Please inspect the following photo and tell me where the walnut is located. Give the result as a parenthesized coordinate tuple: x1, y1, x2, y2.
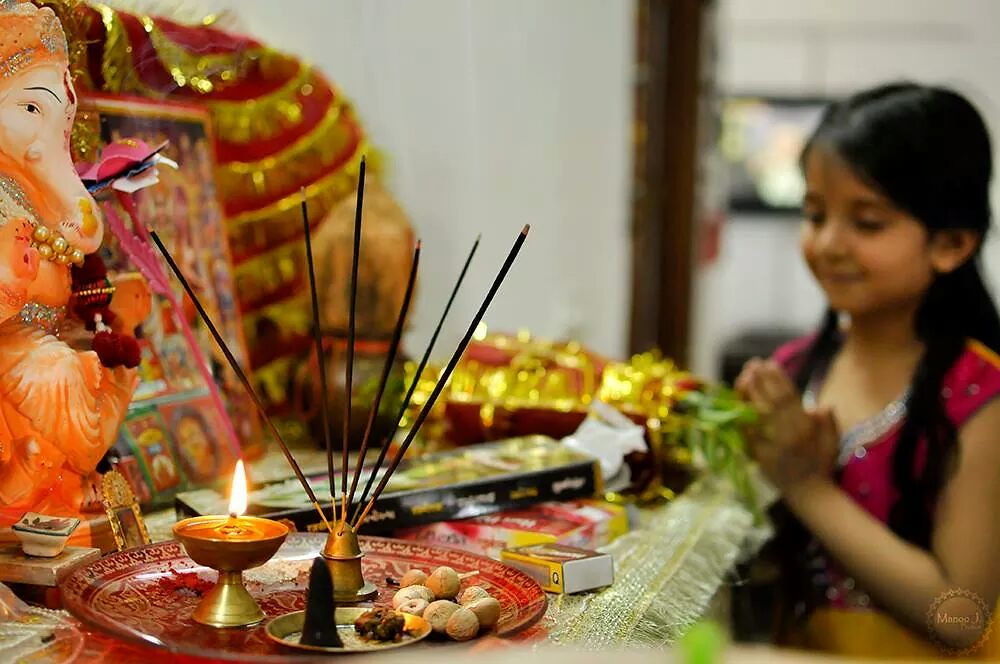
(400, 569, 428, 588)
(458, 586, 491, 605)
(426, 566, 461, 600)
(445, 606, 480, 641)
(466, 597, 501, 629)
(423, 600, 461, 633)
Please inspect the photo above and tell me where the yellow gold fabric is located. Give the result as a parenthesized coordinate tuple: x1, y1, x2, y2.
(545, 479, 764, 648)
(791, 607, 999, 660)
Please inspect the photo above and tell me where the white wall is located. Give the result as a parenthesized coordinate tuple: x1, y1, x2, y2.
(692, 0, 1000, 379)
(205, 0, 635, 361)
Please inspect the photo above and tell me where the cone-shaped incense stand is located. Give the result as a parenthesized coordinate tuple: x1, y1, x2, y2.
(301, 557, 343, 647)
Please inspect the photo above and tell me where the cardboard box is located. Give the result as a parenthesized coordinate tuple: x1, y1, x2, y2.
(396, 499, 629, 559)
(536, 499, 630, 545)
(501, 543, 614, 594)
(397, 509, 589, 559)
(175, 436, 602, 533)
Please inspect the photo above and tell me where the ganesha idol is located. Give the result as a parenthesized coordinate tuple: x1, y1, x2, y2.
(0, 2, 150, 536)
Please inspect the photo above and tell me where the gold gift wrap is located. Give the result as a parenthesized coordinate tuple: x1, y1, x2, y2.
(402, 329, 702, 447)
(396, 328, 759, 512)
(400, 329, 705, 501)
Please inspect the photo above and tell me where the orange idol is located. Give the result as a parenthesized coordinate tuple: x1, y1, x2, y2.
(0, 2, 148, 523)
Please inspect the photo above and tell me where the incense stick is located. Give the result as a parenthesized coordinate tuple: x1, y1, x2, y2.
(150, 231, 333, 534)
(351, 234, 480, 525)
(340, 240, 420, 534)
(300, 189, 336, 514)
(341, 157, 366, 525)
(354, 225, 529, 530)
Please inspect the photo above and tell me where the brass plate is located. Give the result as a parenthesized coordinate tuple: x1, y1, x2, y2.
(266, 608, 431, 653)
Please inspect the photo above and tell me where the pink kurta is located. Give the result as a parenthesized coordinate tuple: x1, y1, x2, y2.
(774, 337, 1000, 608)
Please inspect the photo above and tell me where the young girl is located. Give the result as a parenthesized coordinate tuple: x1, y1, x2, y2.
(736, 83, 1000, 658)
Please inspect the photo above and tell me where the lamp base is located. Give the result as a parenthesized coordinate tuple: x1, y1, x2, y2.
(193, 570, 265, 628)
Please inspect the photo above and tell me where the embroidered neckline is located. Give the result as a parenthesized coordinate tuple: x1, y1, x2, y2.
(803, 375, 910, 466)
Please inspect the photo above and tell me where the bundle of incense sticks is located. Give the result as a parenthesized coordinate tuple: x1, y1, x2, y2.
(152, 155, 528, 535)
(150, 230, 332, 534)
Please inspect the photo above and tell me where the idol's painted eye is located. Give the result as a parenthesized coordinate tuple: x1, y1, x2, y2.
(20, 102, 41, 115)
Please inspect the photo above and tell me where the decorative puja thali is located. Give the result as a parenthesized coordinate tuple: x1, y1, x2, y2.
(61, 533, 547, 662)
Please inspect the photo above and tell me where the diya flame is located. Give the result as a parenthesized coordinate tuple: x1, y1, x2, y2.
(0, 1, 149, 523)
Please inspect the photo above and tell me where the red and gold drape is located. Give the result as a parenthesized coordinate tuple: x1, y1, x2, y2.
(54, 1, 376, 411)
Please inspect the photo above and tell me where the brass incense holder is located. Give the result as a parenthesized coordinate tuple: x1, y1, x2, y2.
(173, 515, 289, 628)
(321, 521, 377, 602)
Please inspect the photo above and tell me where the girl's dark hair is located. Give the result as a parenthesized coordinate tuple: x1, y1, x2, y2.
(795, 83, 1000, 547)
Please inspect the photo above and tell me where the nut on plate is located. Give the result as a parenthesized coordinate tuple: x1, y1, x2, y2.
(466, 596, 501, 628)
(445, 606, 480, 641)
(427, 566, 461, 600)
(401, 569, 428, 588)
(424, 600, 461, 633)
(459, 586, 491, 605)
(393, 585, 434, 608)
(397, 598, 429, 617)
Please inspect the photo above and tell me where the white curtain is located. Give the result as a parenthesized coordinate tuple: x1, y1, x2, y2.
(212, 0, 636, 359)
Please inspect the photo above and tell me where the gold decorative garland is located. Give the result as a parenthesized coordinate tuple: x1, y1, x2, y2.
(226, 150, 373, 263)
(216, 102, 356, 204)
(145, 17, 260, 94)
(92, 4, 313, 146)
(94, 2, 135, 95)
(208, 64, 318, 145)
(228, 143, 369, 226)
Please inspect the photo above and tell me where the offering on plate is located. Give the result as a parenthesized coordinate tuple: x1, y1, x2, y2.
(395, 566, 504, 642)
(400, 568, 428, 587)
(459, 586, 491, 605)
(394, 585, 435, 608)
(63, 531, 544, 659)
(465, 596, 501, 628)
(397, 598, 430, 616)
(354, 607, 407, 642)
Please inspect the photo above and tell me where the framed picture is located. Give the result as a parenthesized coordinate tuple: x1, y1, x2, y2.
(160, 396, 238, 486)
(101, 471, 151, 553)
(720, 95, 830, 215)
(123, 408, 184, 498)
(76, 95, 261, 480)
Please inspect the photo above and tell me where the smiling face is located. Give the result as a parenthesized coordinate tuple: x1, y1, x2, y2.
(800, 146, 939, 317)
(0, 63, 104, 254)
